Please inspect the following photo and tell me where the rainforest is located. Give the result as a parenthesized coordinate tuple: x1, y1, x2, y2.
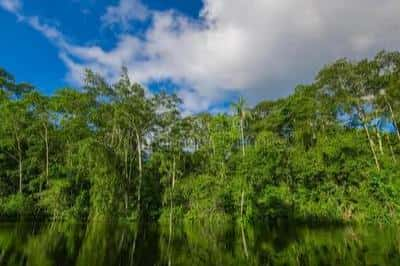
(2, 51, 400, 265)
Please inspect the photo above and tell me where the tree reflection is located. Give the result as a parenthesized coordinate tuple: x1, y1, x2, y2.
(0, 222, 399, 266)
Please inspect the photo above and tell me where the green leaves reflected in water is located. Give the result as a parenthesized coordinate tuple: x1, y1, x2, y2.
(0, 222, 399, 266)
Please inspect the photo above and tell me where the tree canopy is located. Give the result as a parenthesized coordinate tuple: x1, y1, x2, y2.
(1, 51, 400, 225)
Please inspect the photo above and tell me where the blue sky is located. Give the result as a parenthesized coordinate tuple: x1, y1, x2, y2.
(1, 0, 400, 113)
(0, 0, 202, 93)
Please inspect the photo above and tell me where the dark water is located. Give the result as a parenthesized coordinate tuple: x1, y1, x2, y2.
(0, 221, 399, 266)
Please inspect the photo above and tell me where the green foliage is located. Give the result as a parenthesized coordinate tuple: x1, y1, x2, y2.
(0, 194, 35, 218)
(2, 51, 400, 226)
(163, 174, 232, 225)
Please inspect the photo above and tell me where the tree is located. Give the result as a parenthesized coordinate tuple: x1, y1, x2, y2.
(317, 59, 381, 170)
(25, 91, 52, 190)
(231, 96, 252, 218)
(231, 96, 251, 157)
(112, 69, 156, 215)
(0, 98, 30, 193)
(231, 96, 252, 258)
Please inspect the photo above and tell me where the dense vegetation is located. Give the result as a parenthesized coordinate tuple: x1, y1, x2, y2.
(1, 51, 400, 226)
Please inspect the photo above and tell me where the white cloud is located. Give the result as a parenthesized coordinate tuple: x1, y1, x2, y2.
(178, 89, 213, 116)
(25, 16, 67, 46)
(63, 0, 400, 113)
(2, 0, 400, 114)
(101, 0, 149, 29)
(0, 0, 21, 13)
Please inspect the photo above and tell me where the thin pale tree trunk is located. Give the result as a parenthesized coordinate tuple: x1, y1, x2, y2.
(373, 111, 384, 156)
(376, 128, 384, 155)
(44, 124, 49, 185)
(239, 117, 247, 222)
(169, 157, 176, 235)
(239, 116, 249, 259)
(18, 157, 22, 193)
(168, 156, 176, 266)
(386, 135, 397, 163)
(240, 118, 245, 157)
(135, 132, 143, 213)
(169, 162, 175, 235)
(239, 116, 247, 220)
(111, 116, 117, 146)
(130, 229, 138, 266)
(362, 119, 380, 171)
(17, 138, 22, 194)
(124, 147, 129, 212)
(240, 222, 249, 258)
(384, 96, 400, 143)
(208, 122, 216, 157)
(211, 135, 216, 157)
(240, 190, 245, 219)
(358, 107, 380, 171)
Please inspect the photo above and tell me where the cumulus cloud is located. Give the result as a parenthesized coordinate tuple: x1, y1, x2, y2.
(101, 0, 149, 29)
(62, 0, 400, 112)
(2, 0, 400, 113)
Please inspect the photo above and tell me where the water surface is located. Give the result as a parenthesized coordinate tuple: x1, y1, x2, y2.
(0, 221, 399, 265)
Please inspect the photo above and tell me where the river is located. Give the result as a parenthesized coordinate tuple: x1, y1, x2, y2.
(0, 221, 398, 265)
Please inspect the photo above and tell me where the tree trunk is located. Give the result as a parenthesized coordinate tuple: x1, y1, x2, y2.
(111, 116, 116, 146)
(240, 118, 245, 157)
(124, 193, 129, 212)
(17, 139, 22, 194)
(386, 135, 397, 163)
(168, 156, 176, 265)
(240, 190, 245, 219)
(385, 96, 400, 143)
(124, 147, 129, 212)
(136, 132, 143, 213)
(375, 128, 384, 156)
(172, 156, 176, 188)
(238, 113, 248, 258)
(240, 222, 249, 258)
(357, 106, 380, 171)
(169, 158, 176, 228)
(44, 124, 49, 185)
(373, 111, 384, 156)
(361, 118, 380, 171)
(239, 116, 247, 257)
(211, 135, 216, 157)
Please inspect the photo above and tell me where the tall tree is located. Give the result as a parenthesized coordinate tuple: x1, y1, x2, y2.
(112, 68, 155, 215)
(0, 99, 30, 193)
(26, 91, 52, 190)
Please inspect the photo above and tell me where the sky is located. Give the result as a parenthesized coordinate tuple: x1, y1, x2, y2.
(1, 0, 400, 114)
